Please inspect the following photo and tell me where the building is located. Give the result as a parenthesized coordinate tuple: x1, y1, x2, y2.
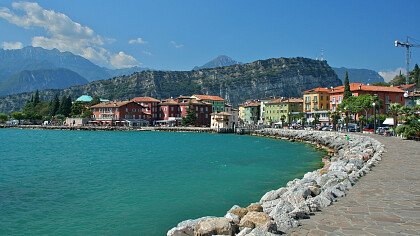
(240, 102, 260, 125)
(329, 83, 405, 114)
(90, 101, 149, 126)
(264, 98, 303, 125)
(76, 95, 109, 103)
(225, 104, 239, 126)
(303, 88, 332, 125)
(259, 97, 277, 124)
(179, 99, 212, 126)
(65, 117, 89, 126)
(131, 97, 161, 123)
(211, 112, 235, 131)
(191, 94, 225, 113)
(157, 98, 181, 126)
(156, 98, 212, 126)
(398, 84, 420, 107)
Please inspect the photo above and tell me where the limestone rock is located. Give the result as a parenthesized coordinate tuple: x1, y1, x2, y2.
(194, 217, 234, 236)
(247, 203, 263, 212)
(228, 207, 248, 219)
(239, 211, 271, 228)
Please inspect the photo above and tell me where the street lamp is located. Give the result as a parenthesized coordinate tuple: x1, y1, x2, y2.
(372, 102, 376, 134)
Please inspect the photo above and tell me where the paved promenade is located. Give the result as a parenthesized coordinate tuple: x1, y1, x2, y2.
(290, 134, 420, 235)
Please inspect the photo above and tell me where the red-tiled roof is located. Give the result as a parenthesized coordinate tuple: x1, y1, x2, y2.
(192, 94, 225, 101)
(90, 101, 135, 108)
(329, 83, 404, 93)
(131, 97, 160, 102)
(398, 84, 416, 90)
(244, 102, 260, 107)
(158, 98, 179, 106)
(304, 87, 331, 93)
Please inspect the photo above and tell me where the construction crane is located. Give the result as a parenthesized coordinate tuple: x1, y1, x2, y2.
(395, 36, 420, 84)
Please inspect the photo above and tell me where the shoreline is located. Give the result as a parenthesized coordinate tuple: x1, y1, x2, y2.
(3, 125, 214, 133)
(167, 129, 384, 236)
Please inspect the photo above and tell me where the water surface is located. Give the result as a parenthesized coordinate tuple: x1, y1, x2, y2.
(0, 129, 324, 235)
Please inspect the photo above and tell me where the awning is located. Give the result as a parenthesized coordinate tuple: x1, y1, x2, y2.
(382, 118, 394, 125)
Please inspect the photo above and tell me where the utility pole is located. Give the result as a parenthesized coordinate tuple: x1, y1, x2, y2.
(395, 37, 420, 84)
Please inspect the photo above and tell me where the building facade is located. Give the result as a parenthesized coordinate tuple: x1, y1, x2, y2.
(90, 101, 148, 126)
(303, 88, 331, 125)
(192, 94, 225, 113)
(242, 102, 260, 125)
(264, 98, 303, 125)
(179, 100, 212, 126)
(131, 97, 161, 122)
(211, 112, 234, 131)
(329, 83, 405, 114)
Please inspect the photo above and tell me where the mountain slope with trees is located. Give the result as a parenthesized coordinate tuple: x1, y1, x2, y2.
(0, 57, 342, 113)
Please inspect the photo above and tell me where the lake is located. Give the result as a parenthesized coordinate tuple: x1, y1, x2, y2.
(0, 129, 324, 235)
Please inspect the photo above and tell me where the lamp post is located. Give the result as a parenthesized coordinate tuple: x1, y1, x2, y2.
(372, 102, 376, 134)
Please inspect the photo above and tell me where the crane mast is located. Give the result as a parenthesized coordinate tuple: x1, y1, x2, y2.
(395, 37, 420, 84)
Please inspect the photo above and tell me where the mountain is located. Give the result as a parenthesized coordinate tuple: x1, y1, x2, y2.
(193, 55, 241, 70)
(105, 66, 149, 78)
(0, 57, 342, 113)
(0, 46, 110, 82)
(0, 69, 88, 96)
(332, 67, 384, 84)
(0, 47, 151, 96)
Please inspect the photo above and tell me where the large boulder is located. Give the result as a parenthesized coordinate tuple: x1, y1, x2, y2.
(260, 188, 287, 203)
(194, 217, 235, 236)
(167, 217, 213, 236)
(239, 211, 271, 228)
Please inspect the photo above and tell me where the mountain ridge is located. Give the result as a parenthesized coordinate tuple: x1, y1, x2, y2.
(0, 57, 342, 113)
(193, 55, 242, 70)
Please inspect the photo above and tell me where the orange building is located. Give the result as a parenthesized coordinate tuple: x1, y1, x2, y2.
(329, 83, 405, 114)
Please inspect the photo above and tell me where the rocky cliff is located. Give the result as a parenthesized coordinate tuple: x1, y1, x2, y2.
(0, 57, 341, 113)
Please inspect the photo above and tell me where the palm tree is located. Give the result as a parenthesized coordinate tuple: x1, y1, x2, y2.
(388, 103, 402, 129)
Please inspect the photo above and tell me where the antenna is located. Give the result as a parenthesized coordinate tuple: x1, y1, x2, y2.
(395, 36, 420, 84)
(320, 48, 325, 61)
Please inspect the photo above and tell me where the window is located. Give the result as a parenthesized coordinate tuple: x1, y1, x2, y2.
(305, 96, 310, 102)
(205, 114, 208, 118)
(332, 97, 336, 103)
(338, 96, 342, 103)
(171, 107, 174, 111)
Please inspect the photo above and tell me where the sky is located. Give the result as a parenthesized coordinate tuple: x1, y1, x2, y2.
(0, 0, 419, 81)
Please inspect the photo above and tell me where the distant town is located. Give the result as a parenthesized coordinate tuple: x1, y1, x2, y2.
(2, 79, 419, 138)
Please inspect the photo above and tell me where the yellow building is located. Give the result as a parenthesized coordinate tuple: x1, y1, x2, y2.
(303, 87, 331, 125)
(303, 87, 331, 112)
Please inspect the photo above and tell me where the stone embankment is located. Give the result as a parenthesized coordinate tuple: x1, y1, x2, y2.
(10, 125, 213, 133)
(167, 129, 384, 236)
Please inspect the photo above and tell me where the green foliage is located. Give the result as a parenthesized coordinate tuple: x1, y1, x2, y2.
(58, 96, 72, 117)
(33, 90, 40, 106)
(371, 82, 390, 86)
(0, 113, 8, 123)
(11, 111, 25, 121)
(343, 71, 352, 99)
(49, 95, 60, 116)
(182, 106, 197, 126)
(90, 96, 101, 106)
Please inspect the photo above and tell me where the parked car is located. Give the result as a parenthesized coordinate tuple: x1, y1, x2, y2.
(376, 126, 390, 135)
(347, 123, 360, 132)
(363, 124, 375, 133)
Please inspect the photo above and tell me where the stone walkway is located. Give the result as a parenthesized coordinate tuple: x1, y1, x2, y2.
(289, 134, 420, 235)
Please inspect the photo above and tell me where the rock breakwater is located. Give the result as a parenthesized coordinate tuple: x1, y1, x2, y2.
(167, 129, 384, 236)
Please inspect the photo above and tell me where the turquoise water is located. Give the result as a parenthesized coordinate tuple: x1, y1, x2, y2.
(0, 129, 324, 235)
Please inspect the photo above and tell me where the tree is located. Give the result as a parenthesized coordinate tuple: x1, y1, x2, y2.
(71, 102, 85, 117)
(280, 115, 286, 127)
(11, 112, 25, 123)
(388, 103, 402, 129)
(33, 90, 40, 106)
(58, 96, 72, 117)
(343, 71, 352, 99)
(50, 95, 60, 116)
(313, 113, 320, 126)
(412, 64, 420, 86)
(0, 113, 8, 123)
(182, 106, 197, 126)
(90, 96, 101, 106)
(390, 70, 406, 85)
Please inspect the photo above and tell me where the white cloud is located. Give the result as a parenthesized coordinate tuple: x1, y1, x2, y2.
(110, 51, 140, 69)
(170, 40, 184, 48)
(2, 41, 23, 49)
(129, 37, 147, 44)
(0, 2, 139, 68)
(378, 68, 406, 82)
